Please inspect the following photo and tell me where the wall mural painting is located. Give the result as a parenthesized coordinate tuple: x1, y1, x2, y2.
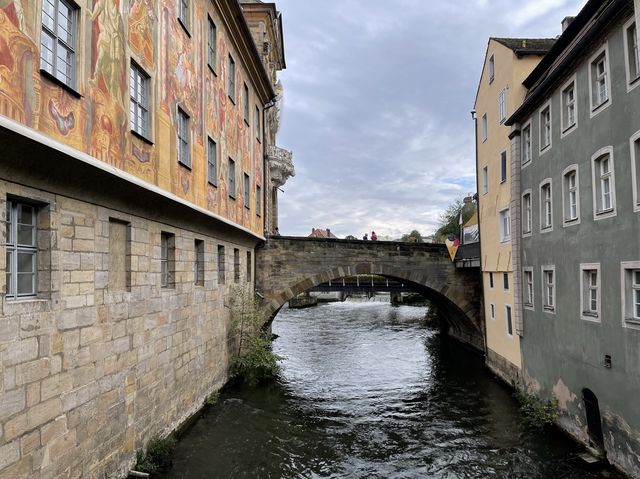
(129, 0, 155, 69)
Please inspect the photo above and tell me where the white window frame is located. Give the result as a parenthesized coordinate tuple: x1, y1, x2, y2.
(503, 272, 509, 291)
(130, 61, 151, 140)
(498, 88, 507, 124)
(541, 265, 556, 314)
(482, 166, 488, 195)
(488, 54, 495, 84)
(522, 189, 532, 237)
(488, 272, 494, 289)
(522, 120, 532, 168)
(539, 178, 553, 233)
(177, 107, 191, 168)
(489, 303, 495, 320)
(500, 150, 507, 183)
(40, 0, 78, 89)
(580, 263, 601, 322)
(5, 200, 38, 299)
(560, 75, 578, 137)
(621, 261, 640, 330)
(630, 129, 640, 213)
(194, 239, 205, 287)
(623, 18, 640, 92)
(505, 304, 513, 337)
(591, 146, 616, 220)
(562, 165, 580, 226)
(523, 267, 534, 311)
(589, 44, 612, 117)
(481, 113, 488, 143)
(539, 101, 552, 154)
(499, 207, 510, 243)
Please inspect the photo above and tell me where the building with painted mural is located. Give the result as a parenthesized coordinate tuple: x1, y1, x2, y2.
(506, 0, 640, 475)
(474, 37, 554, 386)
(0, 0, 292, 477)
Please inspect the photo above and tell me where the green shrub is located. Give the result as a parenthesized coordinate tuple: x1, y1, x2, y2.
(135, 436, 176, 474)
(514, 390, 558, 428)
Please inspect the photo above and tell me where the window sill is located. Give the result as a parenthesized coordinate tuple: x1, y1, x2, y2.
(3, 297, 51, 313)
(543, 306, 555, 313)
(228, 95, 236, 105)
(625, 318, 640, 325)
(131, 129, 153, 145)
(563, 217, 579, 226)
(590, 99, 610, 118)
(178, 18, 191, 37)
(178, 159, 192, 171)
(208, 180, 218, 188)
(229, 194, 236, 200)
(540, 145, 551, 154)
(500, 179, 506, 184)
(244, 205, 250, 210)
(208, 63, 217, 77)
(540, 226, 553, 233)
(244, 119, 250, 127)
(594, 208, 616, 221)
(523, 302, 534, 309)
(40, 69, 82, 98)
(582, 311, 599, 318)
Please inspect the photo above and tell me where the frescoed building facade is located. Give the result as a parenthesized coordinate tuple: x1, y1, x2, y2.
(0, 0, 290, 477)
(507, 0, 640, 475)
(474, 37, 554, 385)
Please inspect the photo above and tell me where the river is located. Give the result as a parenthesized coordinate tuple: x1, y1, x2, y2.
(164, 301, 619, 478)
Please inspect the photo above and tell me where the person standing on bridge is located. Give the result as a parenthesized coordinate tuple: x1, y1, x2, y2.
(371, 231, 378, 241)
(362, 233, 368, 240)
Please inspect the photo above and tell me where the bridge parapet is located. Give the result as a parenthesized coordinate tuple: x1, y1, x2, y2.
(256, 237, 484, 351)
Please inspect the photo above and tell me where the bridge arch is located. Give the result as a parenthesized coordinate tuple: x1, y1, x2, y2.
(255, 237, 484, 351)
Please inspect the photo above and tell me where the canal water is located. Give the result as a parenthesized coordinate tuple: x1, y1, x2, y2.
(164, 301, 617, 479)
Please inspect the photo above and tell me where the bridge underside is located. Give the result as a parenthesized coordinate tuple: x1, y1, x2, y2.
(256, 237, 484, 352)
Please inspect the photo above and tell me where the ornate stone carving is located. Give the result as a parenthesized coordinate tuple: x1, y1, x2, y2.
(267, 145, 295, 188)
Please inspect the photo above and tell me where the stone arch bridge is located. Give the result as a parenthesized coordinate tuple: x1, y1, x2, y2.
(255, 237, 484, 351)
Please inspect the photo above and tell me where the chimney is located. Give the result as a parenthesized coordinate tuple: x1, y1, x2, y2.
(326, 228, 331, 236)
(562, 16, 575, 32)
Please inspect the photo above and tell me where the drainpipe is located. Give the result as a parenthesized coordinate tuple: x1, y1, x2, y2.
(471, 109, 488, 356)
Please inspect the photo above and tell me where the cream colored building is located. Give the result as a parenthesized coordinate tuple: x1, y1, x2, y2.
(474, 38, 554, 384)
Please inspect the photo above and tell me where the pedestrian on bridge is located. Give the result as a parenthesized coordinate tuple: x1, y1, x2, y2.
(371, 231, 378, 241)
(362, 233, 368, 240)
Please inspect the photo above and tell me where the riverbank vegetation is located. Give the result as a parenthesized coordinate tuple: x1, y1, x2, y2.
(134, 436, 176, 475)
(228, 285, 282, 386)
(514, 390, 558, 428)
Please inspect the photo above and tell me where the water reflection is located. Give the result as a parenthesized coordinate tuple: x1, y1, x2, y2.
(165, 302, 615, 479)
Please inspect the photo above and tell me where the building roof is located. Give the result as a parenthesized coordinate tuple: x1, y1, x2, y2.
(308, 228, 338, 239)
(491, 38, 557, 56)
(507, 0, 629, 125)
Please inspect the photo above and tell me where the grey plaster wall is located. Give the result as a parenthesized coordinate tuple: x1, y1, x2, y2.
(255, 237, 484, 350)
(514, 7, 640, 476)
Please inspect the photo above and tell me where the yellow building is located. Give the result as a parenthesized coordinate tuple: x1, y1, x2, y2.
(474, 38, 554, 384)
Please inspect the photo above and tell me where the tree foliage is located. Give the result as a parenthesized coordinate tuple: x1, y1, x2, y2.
(400, 230, 424, 243)
(228, 285, 282, 386)
(434, 198, 477, 243)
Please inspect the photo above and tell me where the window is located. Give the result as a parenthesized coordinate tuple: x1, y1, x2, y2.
(5, 200, 37, 299)
(207, 16, 217, 70)
(540, 180, 552, 231)
(178, 0, 189, 30)
(243, 84, 250, 123)
(590, 48, 610, 112)
(498, 88, 507, 124)
(161, 232, 175, 289)
(194, 239, 204, 286)
(243, 173, 250, 209)
(246, 251, 252, 283)
(580, 264, 600, 321)
(255, 106, 261, 141)
(500, 151, 507, 183)
(130, 62, 150, 139)
(228, 158, 236, 198)
(591, 148, 616, 219)
(488, 54, 494, 83)
(233, 248, 240, 283)
(622, 262, 640, 327)
(505, 305, 513, 336)
(482, 166, 488, 194)
(228, 55, 236, 102)
(177, 107, 190, 168)
(217, 245, 225, 285)
(625, 20, 640, 87)
(256, 185, 262, 216)
(539, 104, 551, 152)
(207, 138, 217, 186)
(40, 0, 78, 88)
(542, 266, 555, 312)
(522, 191, 532, 235)
(109, 219, 130, 292)
(523, 268, 534, 309)
(522, 122, 532, 166)
(488, 272, 494, 289)
(562, 167, 579, 224)
(489, 303, 495, 320)
(631, 131, 640, 211)
(499, 207, 510, 242)
(481, 113, 488, 142)
(503, 273, 509, 291)
(561, 79, 577, 134)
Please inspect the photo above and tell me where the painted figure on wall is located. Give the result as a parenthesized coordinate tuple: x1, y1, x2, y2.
(129, 0, 156, 68)
(91, 0, 126, 103)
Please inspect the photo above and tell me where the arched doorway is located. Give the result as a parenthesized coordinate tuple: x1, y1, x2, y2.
(582, 388, 605, 453)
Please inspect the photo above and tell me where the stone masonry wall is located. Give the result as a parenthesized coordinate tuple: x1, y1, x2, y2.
(0, 179, 254, 478)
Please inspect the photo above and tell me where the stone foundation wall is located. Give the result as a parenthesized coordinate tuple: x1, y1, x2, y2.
(0, 179, 255, 478)
(485, 348, 522, 388)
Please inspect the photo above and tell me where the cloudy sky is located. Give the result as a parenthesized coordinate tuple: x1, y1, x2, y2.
(274, 0, 588, 239)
